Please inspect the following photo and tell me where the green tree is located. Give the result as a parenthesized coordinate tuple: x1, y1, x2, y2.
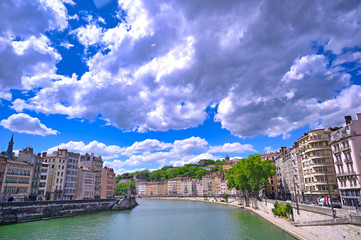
(226, 154, 275, 207)
(115, 182, 135, 196)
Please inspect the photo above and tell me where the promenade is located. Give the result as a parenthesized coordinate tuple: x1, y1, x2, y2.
(142, 196, 361, 240)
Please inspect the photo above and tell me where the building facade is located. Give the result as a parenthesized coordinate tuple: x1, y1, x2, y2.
(18, 147, 42, 201)
(298, 129, 338, 203)
(101, 167, 116, 199)
(38, 162, 50, 200)
(329, 114, 361, 207)
(0, 155, 7, 198)
(63, 150, 80, 200)
(75, 167, 96, 199)
(43, 150, 67, 200)
(1, 160, 33, 201)
(79, 153, 103, 199)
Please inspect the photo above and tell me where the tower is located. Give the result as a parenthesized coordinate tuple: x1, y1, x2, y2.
(6, 133, 14, 160)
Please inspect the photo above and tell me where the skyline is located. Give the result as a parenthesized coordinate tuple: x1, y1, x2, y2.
(1, 0, 361, 174)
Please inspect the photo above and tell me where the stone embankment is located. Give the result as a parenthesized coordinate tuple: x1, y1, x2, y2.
(0, 197, 138, 225)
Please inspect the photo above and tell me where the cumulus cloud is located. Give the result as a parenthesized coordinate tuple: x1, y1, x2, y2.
(6, 0, 361, 138)
(0, 0, 71, 100)
(208, 142, 256, 153)
(47, 140, 122, 159)
(0, 113, 59, 136)
(50, 136, 255, 171)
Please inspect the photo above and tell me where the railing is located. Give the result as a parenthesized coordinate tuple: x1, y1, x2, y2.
(336, 171, 356, 177)
(344, 158, 353, 164)
(335, 160, 343, 165)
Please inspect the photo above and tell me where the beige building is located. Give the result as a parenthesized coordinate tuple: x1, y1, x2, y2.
(101, 167, 116, 199)
(75, 167, 96, 199)
(79, 153, 103, 199)
(43, 150, 67, 200)
(18, 147, 42, 201)
(1, 160, 33, 201)
(38, 162, 50, 200)
(298, 129, 338, 203)
(135, 181, 146, 195)
(261, 152, 278, 199)
(329, 114, 361, 207)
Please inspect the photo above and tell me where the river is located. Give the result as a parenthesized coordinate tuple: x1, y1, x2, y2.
(0, 199, 296, 240)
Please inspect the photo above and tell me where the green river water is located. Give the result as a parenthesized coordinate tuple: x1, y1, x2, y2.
(0, 199, 296, 240)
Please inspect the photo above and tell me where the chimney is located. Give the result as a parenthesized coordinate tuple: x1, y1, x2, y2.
(345, 115, 352, 125)
(37, 153, 41, 157)
(42, 152, 47, 157)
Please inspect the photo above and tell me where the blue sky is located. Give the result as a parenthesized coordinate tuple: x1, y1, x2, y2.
(1, 0, 361, 174)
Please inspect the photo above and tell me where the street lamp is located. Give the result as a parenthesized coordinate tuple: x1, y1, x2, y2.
(325, 170, 336, 219)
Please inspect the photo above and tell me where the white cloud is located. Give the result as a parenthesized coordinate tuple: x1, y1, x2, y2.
(47, 140, 123, 158)
(208, 142, 256, 153)
(0, 113, 59, 136)
(0, 0, 70, 99)
(121, 139, 172, 156)
(6, 0, 361, 138)
(264, 146, 276, 154)
(48, 136, 255, 172)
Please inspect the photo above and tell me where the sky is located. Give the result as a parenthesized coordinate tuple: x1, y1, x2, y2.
(1, 0, 361, 175)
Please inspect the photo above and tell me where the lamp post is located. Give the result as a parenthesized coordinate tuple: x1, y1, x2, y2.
(325, 170, 336, 219)
(293, 177, 300, 215)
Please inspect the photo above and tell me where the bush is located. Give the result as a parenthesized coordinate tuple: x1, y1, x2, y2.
(222, 193, 228, 200)
(272, 202, 293, 218)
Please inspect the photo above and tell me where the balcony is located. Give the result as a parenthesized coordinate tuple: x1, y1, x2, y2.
(336, 171, 356, 177)
(340, 145, 351, 151)
(344, 158, 353, 164)
(330, 129, 356, 142)
(334, 159, 343, 165)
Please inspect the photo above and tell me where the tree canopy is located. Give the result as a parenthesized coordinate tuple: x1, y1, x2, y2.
(226, 154, 276, 195)
(115, 182, 135, 196)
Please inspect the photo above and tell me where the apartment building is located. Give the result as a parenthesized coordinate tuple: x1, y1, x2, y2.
(18, 147, 42, 201)
(1, 160, 33, 201)
(180, 179, 194, 196)
(298, 129, 338, 203)
(38, 162, 50, 200)
(75, 167, 96, 199)
(329, 114, 361, 207)
(43, 150, 67, 200)
(135, 181, 146, 195)
(101, 167, 116, 199)
(0, 155, 6, 196)
(63, 150, 80, 200)
(79, 153, 103, 199)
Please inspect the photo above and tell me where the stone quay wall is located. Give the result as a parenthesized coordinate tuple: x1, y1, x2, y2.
(0, 198, 137, 225)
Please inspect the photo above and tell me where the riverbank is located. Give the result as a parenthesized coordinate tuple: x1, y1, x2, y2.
(0, 197, 138, 225)
(141, 196, 321, 240)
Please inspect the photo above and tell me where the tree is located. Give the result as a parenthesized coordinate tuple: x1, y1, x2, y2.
(115, 182, 135, 196)
(226, 154, 275, 207)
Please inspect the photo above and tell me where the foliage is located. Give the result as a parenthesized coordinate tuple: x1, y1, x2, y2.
(117, 164, 212, 182)
(272, 202, 293, 218)
(226, 154, 276, 194)
(115, 182, 135, 196)
(222, 193, 228, 200)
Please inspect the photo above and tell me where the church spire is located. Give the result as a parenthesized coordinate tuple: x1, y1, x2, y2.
(6, 133, 14, 160)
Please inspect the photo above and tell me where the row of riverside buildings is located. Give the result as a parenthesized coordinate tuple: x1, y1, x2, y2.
(0, 137, 116, 201)
(261, 113, 361, 207)
(134, 158, 240, 197)
(134, 113, 361, 208)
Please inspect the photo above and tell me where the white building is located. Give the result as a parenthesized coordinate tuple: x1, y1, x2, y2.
(329, 114, 361, 207)
(38, 162, 50, 200)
